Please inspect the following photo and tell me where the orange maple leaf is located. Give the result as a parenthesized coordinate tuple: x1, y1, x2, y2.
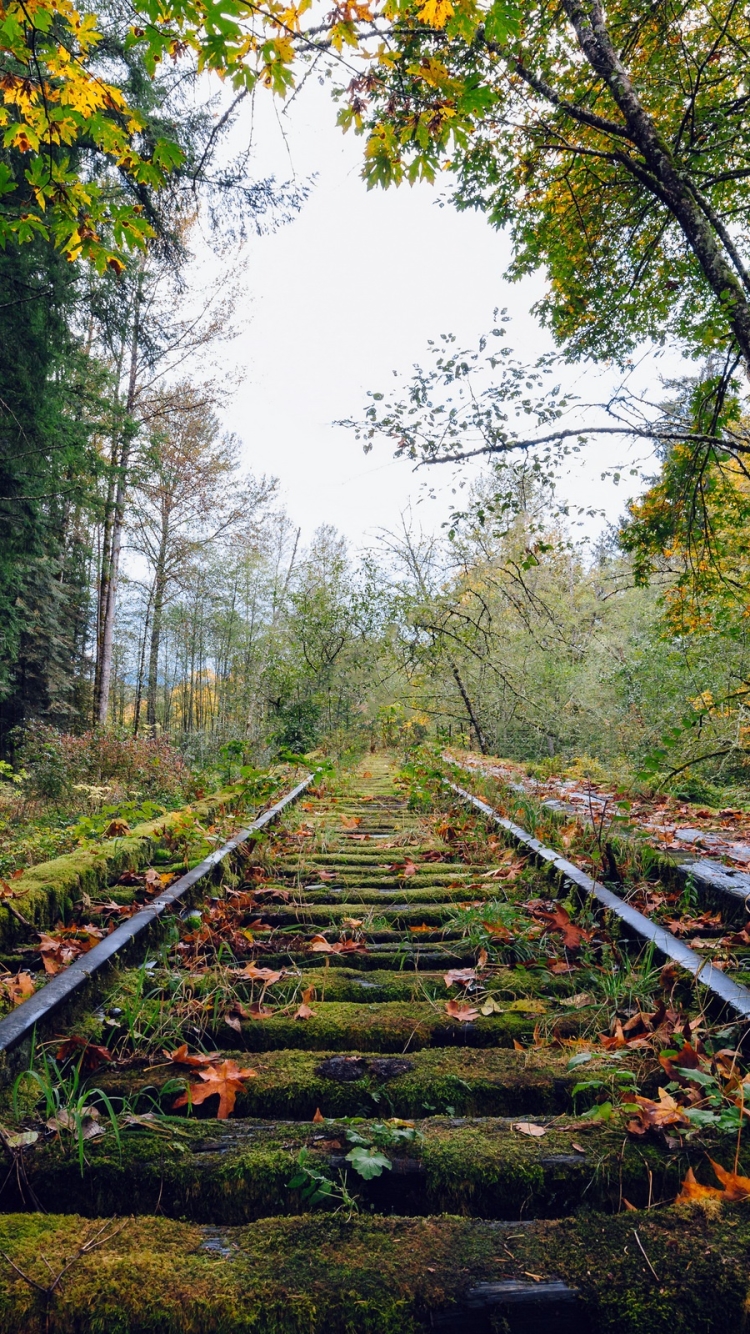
(172, 1060, 257, 1119)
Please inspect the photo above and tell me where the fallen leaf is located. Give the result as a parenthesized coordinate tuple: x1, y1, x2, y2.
(234, 964, 284, 984)
(166, 1044, 217, 1068)
(245, 1001, 274, 1019)
(507, 999, 546, 1013)
(317, 871, 338, 881)
(409, 924, 433, 934)
(0, 972, 35, 1006)
(342, 917, 364, 928)
(312, 1107, 325, 1123)
(513, 1122, 547, 1137)
(172, 1060, 257, 1119)
(55, 1036, 112, 1070)
(627, 1087, 690, 1135)
(564, 993, 593, 1009)
(528, 902, 590, 950)
(571, 1142, 586, 1154)
(477, 948, 488, 969)
(302, 986, 316, 1003)
(224, 1015, 242, 1033)
(0, 1128, 38, 1150)
(340, 816, 362, 829)
(295, 1003, 316, 1020)
(445, 999, 479, 1022)
(444, 968, 477, 988)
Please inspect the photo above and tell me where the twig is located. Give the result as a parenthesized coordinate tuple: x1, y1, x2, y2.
(0, 1219, 129, 1300)
(633, 1228, 659, 1282)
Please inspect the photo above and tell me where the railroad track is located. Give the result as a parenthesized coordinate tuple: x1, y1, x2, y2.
(0, 754, 749, 1332)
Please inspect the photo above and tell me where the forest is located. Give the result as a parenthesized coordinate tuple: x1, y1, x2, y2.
(2, 0, 750, 828)
(2, 2, 750, 1326)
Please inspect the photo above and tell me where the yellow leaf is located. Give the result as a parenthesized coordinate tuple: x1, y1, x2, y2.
(417, 0, 454, 27)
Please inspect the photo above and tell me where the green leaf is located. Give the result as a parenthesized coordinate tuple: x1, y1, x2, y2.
(345, 1146, 392, 1179)
(483, 0, 520, 44)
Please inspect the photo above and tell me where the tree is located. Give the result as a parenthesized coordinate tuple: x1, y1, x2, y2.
(127, 385, 275, 731)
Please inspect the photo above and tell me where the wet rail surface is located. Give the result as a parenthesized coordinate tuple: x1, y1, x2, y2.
(0, 755, 748, 1333)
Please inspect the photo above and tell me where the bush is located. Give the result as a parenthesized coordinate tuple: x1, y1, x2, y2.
(14, 723, 190, 802)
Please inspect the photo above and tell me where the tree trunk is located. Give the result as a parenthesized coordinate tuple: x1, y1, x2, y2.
(450, 660, 488, 754)
(563, 0, 750, 370)
(95, 256, 146, 727)
(146, 535, 169, 731)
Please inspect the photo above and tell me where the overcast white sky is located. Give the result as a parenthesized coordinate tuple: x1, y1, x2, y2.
(194, 80, 674, 550)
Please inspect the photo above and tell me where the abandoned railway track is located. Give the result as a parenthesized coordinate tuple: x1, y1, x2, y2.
(0, 755, 749, 1332)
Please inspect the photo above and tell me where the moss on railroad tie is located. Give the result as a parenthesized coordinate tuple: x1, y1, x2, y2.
(201, 1000, 592, 1052)
(0, 1208, 746, 1333)
(7, 1115, 745, 1225)
(95, 1047, 654, 1120)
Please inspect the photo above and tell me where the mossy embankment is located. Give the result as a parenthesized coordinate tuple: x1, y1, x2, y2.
(0, 1208, 746, 1333)
(0, 785, 248, 948)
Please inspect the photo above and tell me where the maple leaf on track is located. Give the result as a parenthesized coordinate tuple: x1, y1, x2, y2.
(295, 1003, 316, 1019)
(340, 816, 361, 829)
(528, 903, 589, 950)
(55, 1035, 111, 1070)
(234, 963, 284, 984)
(166, 1044, 218, 1068)
(172, 1060, 257, 1119)
(317, 871, 337, 881)
(444, 968, 477, 988)
(626, 1088, 690, 1135)
(677, 1159, 750, 1204)
(389, 859, 418, 877)
(0, 972, 34, 1006)
(445, 999, 479, 1022)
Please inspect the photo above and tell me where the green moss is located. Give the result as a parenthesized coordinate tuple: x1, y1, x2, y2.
(0, 1209, 746, 1332)
(199, 1001, 586, 1053)
(93, 1047, 653, 1120)
(9, 1115, 743, 1226)
(0, 786, 245, 946)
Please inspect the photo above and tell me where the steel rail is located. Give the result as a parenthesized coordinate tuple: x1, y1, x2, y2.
(448, 780, 750, 1020)
(0, 775, 313, 1056)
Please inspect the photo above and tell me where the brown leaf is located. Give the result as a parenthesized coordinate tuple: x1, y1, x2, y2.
(294, 1003, 316, 1020)
(340, 816, 362, 829)
(529, 903, 589, 950)
(224, 1014, 242, 1033)
(513, 1122, 547, 1137)
(627, 1088, 690, 1135)
(245, 1001, 274, 1019)
(166, 1044, 217, 1068)
(235, 963, 284, 984)
(1, 972, 34, 1006)
(172, 1060, 257, 1119)
(317, 871, 337, 881)
(409, 923, 433, 934)
(477, 948, 488, 970)
(104, 819, 130, 837)
(302, 985, 316, 1003)
(444, 968, 477, 988)
(312, 1107, 325, 1123)
(55, 1035, 111, 1070)
(445, 999, 479, 1022)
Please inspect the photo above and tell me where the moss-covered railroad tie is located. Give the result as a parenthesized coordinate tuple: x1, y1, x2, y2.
(1, 753, 749, 1332)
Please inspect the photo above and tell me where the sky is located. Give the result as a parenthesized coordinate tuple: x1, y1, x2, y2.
(195, 79, 672, 551)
